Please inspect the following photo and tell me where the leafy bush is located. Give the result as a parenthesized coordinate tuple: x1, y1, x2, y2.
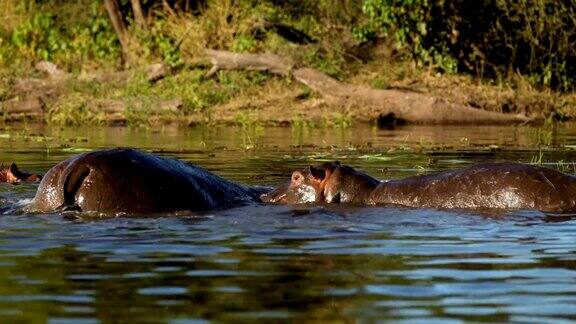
(66, 2, 121, 68)
(1, 0, 573, 93)
(359, 0, 575, 91)
(10, 12, 66, 62)
(134, 18, 184, 68)
(2, 1, 120, 70)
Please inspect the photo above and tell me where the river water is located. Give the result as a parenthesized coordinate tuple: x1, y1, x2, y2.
(1, 124, 576, 322)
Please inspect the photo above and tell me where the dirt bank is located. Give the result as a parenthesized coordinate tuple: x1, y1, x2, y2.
(2, 51, 574, 126)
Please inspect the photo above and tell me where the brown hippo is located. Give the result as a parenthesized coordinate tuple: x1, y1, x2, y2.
(26, 148, 263, 215)
(261, 161, 576, 212)
(0, 163, 42, 184)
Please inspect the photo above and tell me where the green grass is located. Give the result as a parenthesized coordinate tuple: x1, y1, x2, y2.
(0, 0, 575, 126)
(42, 68, 275, 126)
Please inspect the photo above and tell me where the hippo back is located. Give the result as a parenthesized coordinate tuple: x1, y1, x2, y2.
(371, 162, 576, 212)
(27, 148, 260, 214)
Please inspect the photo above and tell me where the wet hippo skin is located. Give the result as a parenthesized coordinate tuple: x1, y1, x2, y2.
(27, 148, 262, 215)
(261, 162, 576, 212)
(0, 163, 42, 184)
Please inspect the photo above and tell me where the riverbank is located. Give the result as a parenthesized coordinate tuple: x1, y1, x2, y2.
(2, 55, 575, 127)
(1, 0, 574, 127)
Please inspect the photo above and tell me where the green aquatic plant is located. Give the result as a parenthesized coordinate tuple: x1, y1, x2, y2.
(358, 153, 393, 162)
(530, 151, 544, 165)
(292, 114, 316, 130)
(527, 127, 554, 147)
(553, 160, 576, 174)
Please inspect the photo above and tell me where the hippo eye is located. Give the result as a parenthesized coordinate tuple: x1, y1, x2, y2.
(309, 166, 326, 181)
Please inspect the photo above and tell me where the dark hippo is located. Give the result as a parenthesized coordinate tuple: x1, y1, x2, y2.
(0, 163, 42, 184)
(26, 148, 263, 215)
(261, 161, 576, 212)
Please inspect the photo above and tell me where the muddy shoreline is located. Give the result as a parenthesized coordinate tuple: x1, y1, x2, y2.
(2, 54, 574, 127)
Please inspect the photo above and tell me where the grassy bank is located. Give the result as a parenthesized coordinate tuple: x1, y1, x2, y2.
(0, 0, 574, 126)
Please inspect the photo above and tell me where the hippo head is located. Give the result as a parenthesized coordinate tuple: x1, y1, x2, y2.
(0, 163, 42, 184)
(261, 162, 338, 204)
(261, 161, 380, 204)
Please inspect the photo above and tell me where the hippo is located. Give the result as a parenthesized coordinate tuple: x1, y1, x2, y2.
(26, 148, 264, 215)
(0, 163, 42, 184)
(261, 161, 576, 212)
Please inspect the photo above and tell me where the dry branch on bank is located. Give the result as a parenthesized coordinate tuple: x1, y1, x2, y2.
(78, 63, 168, 84)
(1, 51, 535, 125)
(204, 49, 531, 124)
(2, 97, 44, 114)
(205, 50, 293, 77)
(33, 60, 168, 85)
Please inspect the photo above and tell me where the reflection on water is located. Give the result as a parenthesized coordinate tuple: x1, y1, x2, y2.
(1, 123, 576, 322)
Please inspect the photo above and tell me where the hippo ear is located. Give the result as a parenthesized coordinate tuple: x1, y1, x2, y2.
(8, 163, 20, 176)
(5, 163, 20, 184)
(308, 166, 326, 181)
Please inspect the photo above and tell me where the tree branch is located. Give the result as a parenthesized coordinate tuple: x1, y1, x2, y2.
(104, 0, 129, 57)
(130, 0, 147, 29)
(205, 49, 531, 124)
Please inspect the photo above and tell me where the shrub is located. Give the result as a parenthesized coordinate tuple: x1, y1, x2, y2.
(359, 0, 575, 91)
(2, 0, 121, 70)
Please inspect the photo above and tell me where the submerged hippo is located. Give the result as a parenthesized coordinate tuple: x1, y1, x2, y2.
(26, 148, 263, 215)
(0, 163, 42, 184)
(261, 161, 576, 212)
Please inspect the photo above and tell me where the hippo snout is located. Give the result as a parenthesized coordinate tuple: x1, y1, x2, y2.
(260, 181, 292, 203)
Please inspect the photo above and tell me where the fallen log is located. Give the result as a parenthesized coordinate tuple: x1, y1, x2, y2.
(12, 78, 57, 97)
(35, 61, 70, 81)
(205, 49, 531, 124)
(9, 61, 71, 101)
(293, 68, 530, 124)
(1, 97, 44, 114)
(205, 50, 293, 77)
(78, 63, 168, 84)
(5, 61, 170, 119)
(12, 61, 168, 98)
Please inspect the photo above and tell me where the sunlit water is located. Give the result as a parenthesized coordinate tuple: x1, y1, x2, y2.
(1, 124, 576, 322)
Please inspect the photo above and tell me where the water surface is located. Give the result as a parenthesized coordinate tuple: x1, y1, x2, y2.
(1, 124, 576, 322)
